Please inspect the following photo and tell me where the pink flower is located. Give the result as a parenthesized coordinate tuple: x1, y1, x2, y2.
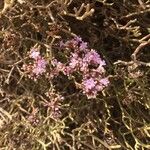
(74, 36, 82, 42)
(52, 59, 65, 72)
(51, 59, 67, 76)
(60, 41, 65, 48)
(96, 65, 106, 74)
(100, 78, 109, 86)
(82, 78, 97, 98)
(29, 49, 40, 59)
(69, 53, 80, 69)
(84, 49, 105, 66)
(37, 58, 47, 68)
(51, 36, 110, 98)
(82, 77, 109, 99)
(79, 42, 88, 51)
(32, 58, 47, 76)
(44, 90, 64, 119)
(82, 78, 96, 91)
(80, 61, 89, 72)
(23, 47, 48, 80)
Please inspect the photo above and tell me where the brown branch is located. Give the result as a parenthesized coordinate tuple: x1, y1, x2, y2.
(61, 2, 94, 20)
(131, 39, 150, 61)
(121, 8, 150, 19)
(138, 0, 146, 9)
(114, 34, 150, 67)
(0, 0, 15, 15)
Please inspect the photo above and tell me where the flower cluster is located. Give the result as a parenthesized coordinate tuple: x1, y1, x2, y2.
(22, 37, 109, 98)
(27, 108, 40, 126)
(22, 48, 47, 80)
(51, 36, 109, 98)
(44, 90, 64, 119)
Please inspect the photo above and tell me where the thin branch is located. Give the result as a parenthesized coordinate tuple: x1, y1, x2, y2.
(61, 2, 94, 20)
(114, 34, 150, 67)
(0, 0, 15, 15)
(131, 39, 150, 61)
(121, 8, 150, 19)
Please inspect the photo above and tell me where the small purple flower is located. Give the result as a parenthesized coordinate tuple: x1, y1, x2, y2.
(60, 41, 65, 48)
(67, 36, 82, 49)
(96, 65, 106, 74)
(95, 84, 104, 91)
(29, 49, 40, 59)
(83, 78, 96, 90)
(100, 78, 109, 86)
(84, 49, 104, 66)
(51, 59, 64, 70)
(74, 36, 82, 43)
(44, 90, 63, 119)
(63, 66, 71, 75)
(69, 53, 80, 69)
(82, 78, 97, 98)
(79, 42, 88, 51)
(56, 62, 65, 72)
(23, 48, 48, 80)
(51, 59, 66, 77)
(37, 58, 47, 68)
(80, 61, 89, 72)
(32, 58, 47, 76)
(53, 36, 110, 98)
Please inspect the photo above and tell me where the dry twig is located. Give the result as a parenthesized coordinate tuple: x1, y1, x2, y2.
(114, 34, 150, 67)
(60, 1, 94, 20)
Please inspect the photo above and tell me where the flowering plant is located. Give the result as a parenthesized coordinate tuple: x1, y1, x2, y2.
(22, 47, 47, 81)
(51, 36, 109, 98)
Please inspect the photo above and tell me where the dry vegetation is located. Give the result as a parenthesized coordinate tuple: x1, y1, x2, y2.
(0, 0, 150, 149)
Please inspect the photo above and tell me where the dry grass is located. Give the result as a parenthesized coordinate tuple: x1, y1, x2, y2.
(0, 0, 150, 149)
